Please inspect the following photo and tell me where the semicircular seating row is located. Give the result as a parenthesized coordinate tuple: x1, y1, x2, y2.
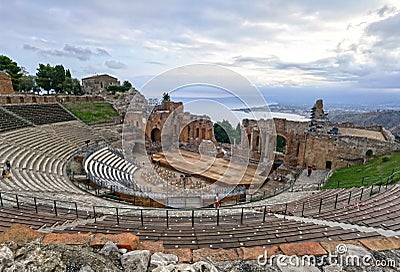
(56, 208, 383, 249)
(49, 183, 400, 249)
(265, 183, 400, 231)
(83, 147, 140, 193)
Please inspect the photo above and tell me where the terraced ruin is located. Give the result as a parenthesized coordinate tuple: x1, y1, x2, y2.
(0, 99, 399, 271)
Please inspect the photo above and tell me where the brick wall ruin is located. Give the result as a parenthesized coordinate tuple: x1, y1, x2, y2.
(241, 117, 400, 171)
(303, 133, 397, 170)
(0, 94, 104, 105)
(0, 71, 14, 95)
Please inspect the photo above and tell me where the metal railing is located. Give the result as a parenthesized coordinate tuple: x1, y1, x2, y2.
(0, 180, 395, 228)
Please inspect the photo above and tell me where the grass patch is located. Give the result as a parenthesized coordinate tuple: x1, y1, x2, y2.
(323, 152, 400, 189)
(63, 102, 119, 124)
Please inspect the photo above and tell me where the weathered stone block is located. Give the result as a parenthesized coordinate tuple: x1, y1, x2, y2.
(139, 240, 164, 253)
(237, 245, 280, 260)
(359, 237, 400, 251)
(280, 242, 327, 256)
(150, 252, 178, 267)
(0, 224, 44, 245)
(43, 232, 92, 245)
(320, 240, 362, 254)
(90, 233, 139, 250)
(121, 250, 150, 272)
(192, 248, 238, 262)
(164, 248, 192, 263)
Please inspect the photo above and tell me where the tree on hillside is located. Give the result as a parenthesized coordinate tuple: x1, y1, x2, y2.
(36, 64, 54, 94)
(235, 123, 242, 142)
(214, 123, 230, 143)
(53, 65, 66, 93)
(123, 80, 132, 88)
(18, 75, 36, 92)
(0, 55, 22, 91)
(214, 120, 241, 144)
(63, 77, 82, 95)
(65, 69, 72, 78)
(162, 92, 170, 102)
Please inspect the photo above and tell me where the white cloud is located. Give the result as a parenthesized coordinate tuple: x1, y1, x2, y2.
(21, 43, 112, 61)
(105, 60, 127, 69)
(1, 0, 400, 93)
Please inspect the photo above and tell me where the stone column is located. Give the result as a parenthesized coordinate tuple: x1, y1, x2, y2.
(241, 127, 247, 148)
(263, 133, 271, 163)
(250, 129, 254, 151)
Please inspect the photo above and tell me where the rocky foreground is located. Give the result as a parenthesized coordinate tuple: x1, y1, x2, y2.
(1, 224, 400, 271)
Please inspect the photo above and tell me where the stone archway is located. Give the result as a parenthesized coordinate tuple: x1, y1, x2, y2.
(241, 118, 309, 168)
(151, 128, 161, 142)
(276, 135, 287, 154)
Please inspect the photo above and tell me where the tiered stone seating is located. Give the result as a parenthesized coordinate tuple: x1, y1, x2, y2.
(0, 204, 83, 232)
(263, 186, 379, 216)
(2, 103, 76, 125)
(0, 107, 31, 132)
(277, 187, 368, 216)
(83, 147, 138, 192)
(0, 121, 125, 208)
(57, 210, 382, 249)
(261, 184, 400, 231)
(313, 185, 400, 231)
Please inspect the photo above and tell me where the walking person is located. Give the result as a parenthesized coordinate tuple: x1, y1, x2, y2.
(5, 160, 11, 171)
(214, 194, 220, 208)
(307, 165, 313, 177)
(1, 169, 10, 179)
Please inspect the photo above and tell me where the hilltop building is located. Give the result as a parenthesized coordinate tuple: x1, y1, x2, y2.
(81, 74, 120, 94)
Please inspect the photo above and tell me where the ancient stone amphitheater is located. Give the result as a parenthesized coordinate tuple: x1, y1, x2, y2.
(0, 102, 400, 271)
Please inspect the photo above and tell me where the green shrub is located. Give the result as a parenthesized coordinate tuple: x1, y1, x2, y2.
(382, 157, 390, 163)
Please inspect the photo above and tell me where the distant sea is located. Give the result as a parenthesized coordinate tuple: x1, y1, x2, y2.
(170, 95, 309, 125)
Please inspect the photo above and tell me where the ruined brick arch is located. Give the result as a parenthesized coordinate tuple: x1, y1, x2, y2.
(255, 135, 260, 148)
(275, 133, 287, 154)
(366, 149, 373, 157)
(179, 124, 191, 142)
(272, 118, 310, 168)
(151, 127, 162, 142)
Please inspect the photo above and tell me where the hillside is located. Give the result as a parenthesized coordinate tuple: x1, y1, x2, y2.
(324, 152, 400, 189)
(329, 110, 400, 139)
(63, 102, 119, 124)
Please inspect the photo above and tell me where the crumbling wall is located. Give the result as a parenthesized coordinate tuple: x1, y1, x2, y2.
(0, 71, 14, 95)
(304, 134, 400, 170)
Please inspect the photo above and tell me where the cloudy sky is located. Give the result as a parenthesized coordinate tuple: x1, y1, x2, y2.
(1, 0, 399, 105)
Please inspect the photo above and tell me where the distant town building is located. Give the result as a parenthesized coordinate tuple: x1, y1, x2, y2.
(81, 74, 120, 94)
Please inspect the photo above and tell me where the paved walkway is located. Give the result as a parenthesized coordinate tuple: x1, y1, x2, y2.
(292, 169, 330, 190)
